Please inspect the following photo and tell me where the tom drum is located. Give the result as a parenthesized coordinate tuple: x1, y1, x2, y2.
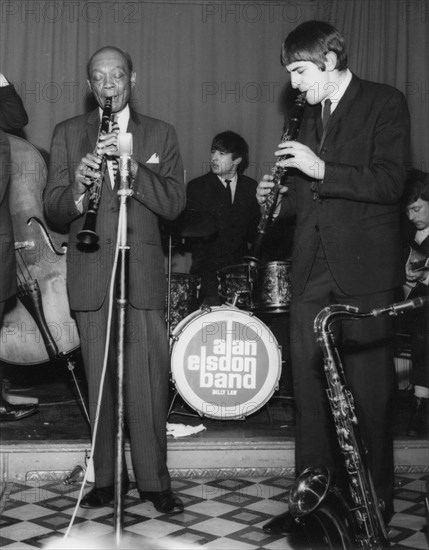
(255, 261, 292, 313)
(166, 272, 201, 330)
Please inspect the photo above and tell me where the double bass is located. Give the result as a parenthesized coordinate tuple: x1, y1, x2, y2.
(0, 134, 80, 365)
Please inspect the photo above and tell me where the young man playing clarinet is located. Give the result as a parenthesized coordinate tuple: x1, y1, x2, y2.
(256, 21, 410, 534)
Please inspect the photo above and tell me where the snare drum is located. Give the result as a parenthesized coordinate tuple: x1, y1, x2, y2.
(256, 261, 292, 313)
(170, 306, 282, 419)
(166, 273, 201, 330)
(217, 264, 256, 310)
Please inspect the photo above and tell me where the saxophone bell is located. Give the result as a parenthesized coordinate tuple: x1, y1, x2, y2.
(289, 466, 356, 550)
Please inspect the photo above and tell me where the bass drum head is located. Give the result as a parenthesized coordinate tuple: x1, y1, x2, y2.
(170, 306, 282, 420)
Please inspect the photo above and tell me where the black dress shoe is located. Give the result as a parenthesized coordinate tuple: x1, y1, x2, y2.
(80, 483, 129, 509)
(139, 489, 184, 514)
(263, 510, 300, 535)
(407, 396, 428, 437)
(0, 401, 38, 421)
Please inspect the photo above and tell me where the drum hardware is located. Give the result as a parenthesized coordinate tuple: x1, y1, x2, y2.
(167, 389, 200, 420)
(217, 263, 258, 311)
(165, 206, 215, 337)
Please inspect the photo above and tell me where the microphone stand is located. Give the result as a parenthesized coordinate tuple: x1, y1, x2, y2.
(114, 144, 133, 545)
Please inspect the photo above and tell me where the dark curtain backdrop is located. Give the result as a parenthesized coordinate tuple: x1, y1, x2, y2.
(0, 0, 428, 182)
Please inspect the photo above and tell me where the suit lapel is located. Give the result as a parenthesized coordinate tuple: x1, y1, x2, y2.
(320, 74, 360, 147)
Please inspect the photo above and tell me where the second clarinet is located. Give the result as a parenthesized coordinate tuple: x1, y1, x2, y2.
(244, 91, 306, 265)
(77, 96, 113, 246)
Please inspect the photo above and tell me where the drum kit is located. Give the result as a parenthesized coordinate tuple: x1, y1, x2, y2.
(166, 211, 292, 420)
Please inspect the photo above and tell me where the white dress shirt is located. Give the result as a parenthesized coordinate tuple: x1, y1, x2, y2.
(218, 174, 237, 203)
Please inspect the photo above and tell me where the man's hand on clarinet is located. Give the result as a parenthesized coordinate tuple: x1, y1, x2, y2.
(73, 124, 120, 199)
(73, 153, 102, 199)
(275, 141, 325, 180)
(256, 175, 287, 208)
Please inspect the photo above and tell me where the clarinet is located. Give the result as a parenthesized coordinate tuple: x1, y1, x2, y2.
(77, 96, 113, 246)
(243, 91, 306, 265)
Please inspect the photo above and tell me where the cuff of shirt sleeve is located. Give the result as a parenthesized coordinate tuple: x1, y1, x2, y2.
(75, 194, 85, 213)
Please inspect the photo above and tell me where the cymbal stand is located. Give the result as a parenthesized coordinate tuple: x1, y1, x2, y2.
(166, 233, 173, 338)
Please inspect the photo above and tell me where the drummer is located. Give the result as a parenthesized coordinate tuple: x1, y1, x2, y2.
(186, 131, 260, 305)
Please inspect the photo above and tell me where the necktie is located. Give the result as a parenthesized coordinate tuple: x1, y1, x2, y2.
(322, 98, 332, 130)
(225, 179, 232, 204)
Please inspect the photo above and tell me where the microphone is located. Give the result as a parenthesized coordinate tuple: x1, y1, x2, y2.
(371, 295, 429, 316)
(117, 133, 133, 189)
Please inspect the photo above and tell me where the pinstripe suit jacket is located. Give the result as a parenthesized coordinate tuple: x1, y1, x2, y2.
(44, 109, 185, 311)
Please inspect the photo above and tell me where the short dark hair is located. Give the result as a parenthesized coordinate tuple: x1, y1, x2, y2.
(211, 131, 249, 173)
(87, 46, 133, 79)
(281, 21, 348, 71)
(403, 169, 429, 205)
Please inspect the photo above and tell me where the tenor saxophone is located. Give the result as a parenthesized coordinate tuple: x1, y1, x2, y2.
(286, 298, 429, 549)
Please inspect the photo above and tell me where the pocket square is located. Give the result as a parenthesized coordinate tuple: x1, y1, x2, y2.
(146, 153, 159, 164)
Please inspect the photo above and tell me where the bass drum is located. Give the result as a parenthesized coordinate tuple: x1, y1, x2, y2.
(170, 306, 282, 419)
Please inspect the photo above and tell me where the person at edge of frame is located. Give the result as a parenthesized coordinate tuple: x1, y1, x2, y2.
(0, 72, 38, 421)
(401, 169, 429, 438)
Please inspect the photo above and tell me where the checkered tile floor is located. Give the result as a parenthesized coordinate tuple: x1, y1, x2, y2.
(1, 474, 428, 549)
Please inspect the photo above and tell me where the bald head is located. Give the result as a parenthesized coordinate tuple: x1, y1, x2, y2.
(87, 46, 133, 79)
(87, 46, 136, 113)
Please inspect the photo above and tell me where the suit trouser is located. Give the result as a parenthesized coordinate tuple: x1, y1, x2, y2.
(75, 303, 171, 491)
(290, 249, 396, 511)
(409, 309, 429, 388)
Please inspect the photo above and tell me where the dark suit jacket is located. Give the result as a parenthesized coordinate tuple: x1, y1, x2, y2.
(44, 109, 185, 311)
(279, 75, 410, 296)
(187, 171, 260, 273)
(0, 85, 28, 131)
(0, 129, 15, 302)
